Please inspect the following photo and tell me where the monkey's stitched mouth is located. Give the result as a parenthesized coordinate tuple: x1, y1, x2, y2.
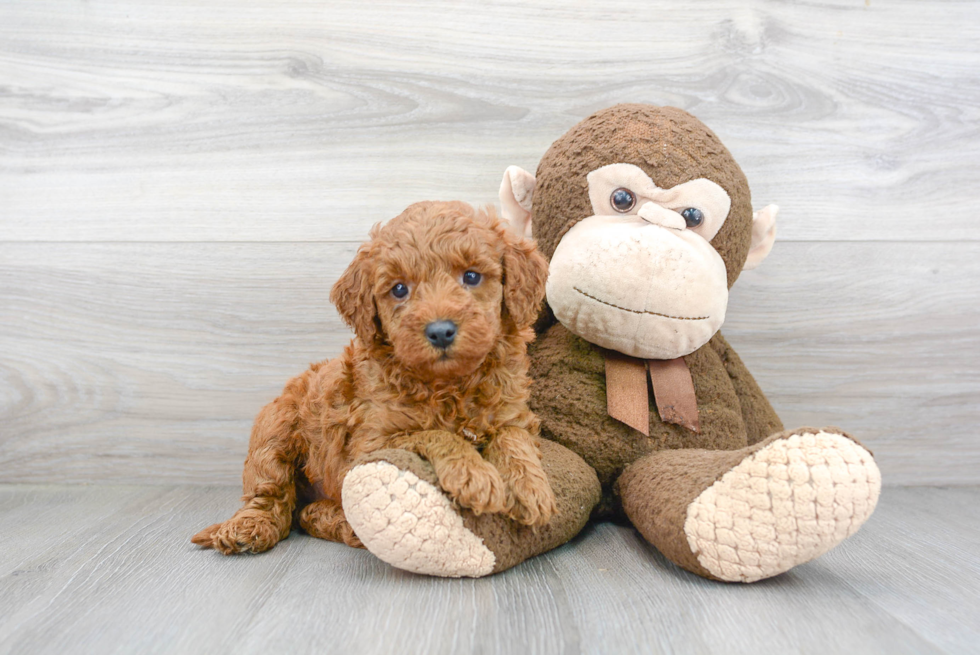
(573, 287, 709, 321)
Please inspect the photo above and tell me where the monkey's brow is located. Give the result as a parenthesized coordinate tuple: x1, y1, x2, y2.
(573, 287, 709, 321)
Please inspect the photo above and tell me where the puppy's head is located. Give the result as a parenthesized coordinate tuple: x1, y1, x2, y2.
(331, 201, 548, 379)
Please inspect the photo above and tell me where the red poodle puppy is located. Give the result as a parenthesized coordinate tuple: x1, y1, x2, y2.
(192, 201, 556, 554)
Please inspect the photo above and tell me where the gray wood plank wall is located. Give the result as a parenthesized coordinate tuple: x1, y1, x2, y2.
(2, 0, 978, 486)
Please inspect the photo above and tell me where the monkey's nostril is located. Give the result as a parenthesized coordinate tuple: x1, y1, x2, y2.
(425, 320, 457, 349)
(638, 203, 686, 230)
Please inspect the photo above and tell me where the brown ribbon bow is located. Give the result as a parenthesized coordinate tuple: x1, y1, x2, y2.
(603, 350, 700, 435)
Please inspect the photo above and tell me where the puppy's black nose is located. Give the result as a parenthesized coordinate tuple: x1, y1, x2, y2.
(425, 320, 457, 349)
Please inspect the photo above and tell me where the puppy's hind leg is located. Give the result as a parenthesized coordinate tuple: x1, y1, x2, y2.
(299, 498, 363, 548)
(192, 399, 300, 555)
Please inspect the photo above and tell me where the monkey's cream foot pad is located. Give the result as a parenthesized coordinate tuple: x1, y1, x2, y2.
(342, 461, 496, 577)
(684, 430, 881, 583)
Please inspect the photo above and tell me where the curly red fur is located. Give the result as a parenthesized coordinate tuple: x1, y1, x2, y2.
(192, 201, 556, 555)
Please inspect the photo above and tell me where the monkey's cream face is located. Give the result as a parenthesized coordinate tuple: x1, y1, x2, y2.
(546, 163, 732, 360)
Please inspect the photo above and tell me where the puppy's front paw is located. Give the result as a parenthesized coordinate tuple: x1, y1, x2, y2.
(191, 512, 283, 555)
(438, 459, 508, 516)
(507, 474, 558, 527)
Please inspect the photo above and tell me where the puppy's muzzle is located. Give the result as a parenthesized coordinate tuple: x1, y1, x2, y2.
(425, 320, 457, 350)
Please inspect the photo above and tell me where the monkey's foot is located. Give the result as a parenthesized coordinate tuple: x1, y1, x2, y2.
(620, 428, 881, 583)
(342, 453, 496, 578)
(342, 442, 600, 578)
(684, 429, 881, 582)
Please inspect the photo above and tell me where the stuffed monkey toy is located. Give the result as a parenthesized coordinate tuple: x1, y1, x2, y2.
(342, 104, 881, 581)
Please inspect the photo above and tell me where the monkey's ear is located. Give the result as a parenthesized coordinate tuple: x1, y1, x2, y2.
(501, 230, 549, 330)
(330, 244, 379, 342)
(499, 166, 536, 240)
(743, 204, 778, 271)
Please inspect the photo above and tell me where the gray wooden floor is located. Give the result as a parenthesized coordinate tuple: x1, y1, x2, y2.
(0, 485, 976, 655)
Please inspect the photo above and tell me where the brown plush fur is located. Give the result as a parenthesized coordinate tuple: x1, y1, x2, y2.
(526, 105, 790, 565)
(358, 439, 601, 574)
(615, 426, 870, 581)
(192, 201, 556, 555)
(528, 328, 785, 513)
(532, 104, 753, 288)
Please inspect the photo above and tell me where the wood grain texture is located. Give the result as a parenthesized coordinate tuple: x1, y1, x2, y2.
(0, 484, 976, 654)
(1, 240, 977, 485)
(1, 0, 979, 242)
(1, 0, 978, 486)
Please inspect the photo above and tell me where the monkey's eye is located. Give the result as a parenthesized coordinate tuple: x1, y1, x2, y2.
(610, 188, 636, 213)
(462, 270, 482, 287)
(391, 283, 409, 299)
(681, 207, 704, 228)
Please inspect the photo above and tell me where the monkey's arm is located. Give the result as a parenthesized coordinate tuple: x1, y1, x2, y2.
(709, 333, 784, 446)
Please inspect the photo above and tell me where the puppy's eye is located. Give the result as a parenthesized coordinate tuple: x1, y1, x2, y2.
(391, 283, 409, 299)
(610, 188, 636, 213)
(681, 207, 704, 228)
(462, 271, 482, 287)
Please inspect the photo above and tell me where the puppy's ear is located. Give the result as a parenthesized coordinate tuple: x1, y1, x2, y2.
(330, 243, 379, 342)
(501, 230, 549, 330)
